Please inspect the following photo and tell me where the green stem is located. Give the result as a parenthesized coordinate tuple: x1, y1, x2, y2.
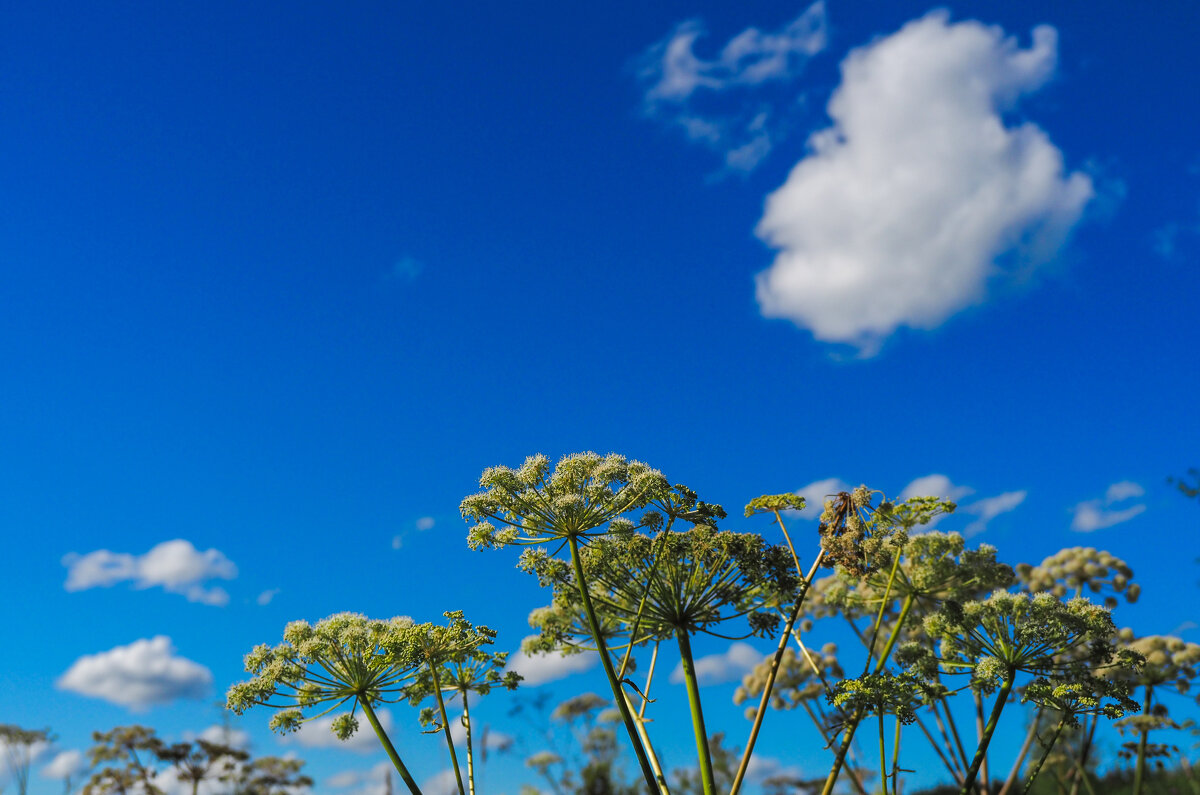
(879, 712, 889, 795)
(820, 594, 917, 795)
(676, 629, 716, 795)
(1021, 717, 1067, 795)
(462, 690, 475, 795)
(1133, 685, 1153, 795)
(360, 697, 423, 795)
(998, 707, 1043, 795)
(730, 550, 825, 795)
(892, 715, 903, 795)
(429, 664, 466, 795)
(960, 672, 1015, 795)
(974, 689, 992, 795)
(567, 534, 659, 793)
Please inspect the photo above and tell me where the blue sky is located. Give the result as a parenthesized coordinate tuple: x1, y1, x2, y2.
(2, 1, 1199, 793)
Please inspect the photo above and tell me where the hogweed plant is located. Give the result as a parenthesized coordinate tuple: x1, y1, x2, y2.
(218, 452, 1186, 795)
(227, 611, 504, 795)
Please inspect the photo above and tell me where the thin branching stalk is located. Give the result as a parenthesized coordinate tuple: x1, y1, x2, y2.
(878, 712, 889, 795)
(960, 670, 1015, 795)
(1132, 685, 1153, 795)
(429, 665, 466, 795)
(1021, 717, 1067, 794)
(730, 550, 825, 795)
(676, 629, 716, 795)
(1067, 715, 1099, 795)
(891, 715, 903, 795)
(974, 689, 992, 795)
(461, 692, 475, 795)
(820, 593, 916, 795)
(361, 699, 423, 795)
(998, 706, 1044, 795)
(630, 640, 672, 793)
(916, 713, 963, 786)
(567, 534, 659, 793)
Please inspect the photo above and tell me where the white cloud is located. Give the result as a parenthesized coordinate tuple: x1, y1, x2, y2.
(256, 588, 281, 606)
(63, 539, 237, 605)
(391, 535, 404, 550)
(57, 636, 212, 710)
(326, 761, 394, 795)
(961, 490, 1027, 537)
(745, 753, 805, 784)
(41, 749, 86, 781)
(284, 710, 394, 753)
(792, 477, 852, 519)
(194, 725, 251, 750)
(421, 769, 460, 795)
(755, 12, 1093, 352)
(1105, 481, 1145, 502)
(507, 642, 598, 686)
(670, 642, 762, 686)
(0, 737, 51, 780)
(448, 718, 513, 752)
(415, 517, 435, 531)
(1071, 481, 1147, 532)
(638, 3, 827, 171)
(899, 474, 975, 503)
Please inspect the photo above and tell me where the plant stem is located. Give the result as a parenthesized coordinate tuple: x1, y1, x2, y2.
(567, 533, 659, 794)
(879, 712, 889, 795)
(729, 550, 825, 795)
(960, 671, 1015, 795)
(1021, 717, 1067, 794)
(820, 593, 916, 795)
(974, 689, 991, 795)
(461, 690, 475, 795)
(429, 665, 466, 795)
(676, 629, 716, 795)
(1133, 685, 1153, 795)
(360, 697, 423, 795)
(891, 715, 903, 795)
(998, 707, 1043, 795)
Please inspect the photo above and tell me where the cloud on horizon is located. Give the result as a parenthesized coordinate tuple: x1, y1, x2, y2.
(1071, 481, 1146, 531)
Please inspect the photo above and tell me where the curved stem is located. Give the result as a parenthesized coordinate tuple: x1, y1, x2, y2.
(360, 696, 423, 795)
(567, 534, 659, 793)
(1133, 685, 1153, 795)
(974, 689, 992, 795)
(960, 671, 1015, 795)
(461, 690, 475, 795)
(429, 665, 466, 795)
(1021, 717, 1067, 795)
(676, 629, 716, 795)
(730, 550, 825, 795)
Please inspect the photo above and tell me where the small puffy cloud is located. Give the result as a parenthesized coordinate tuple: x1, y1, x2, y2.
(745, 753, 805, 784)
(448, 718, 513, 752)
(1105, 481, 1145, 502)
(961, 490, 1027, 537)
(755, 12, 1092, 352)
(898, 474, 1024, 535)
(899, 475, 974, 503)
(63, 539, 236, 605)
(792, 477, 852, 519)
(391, 535, 404, 550)
(1071, 482, 1146, 532)
(57, 636, 212, 710)
(41, 749, 87, 781)
(256, 588, 281, 606)
(507, 642, 598, 686)
(638, 3, 827, 171)
(327, 761, 393, 795)
(285, 710, 395, 753)
(670, 642, 761, 687)
(415, 516, 435, 531)
(195, 725, 251, 750)
(422, 770, 460, 795)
